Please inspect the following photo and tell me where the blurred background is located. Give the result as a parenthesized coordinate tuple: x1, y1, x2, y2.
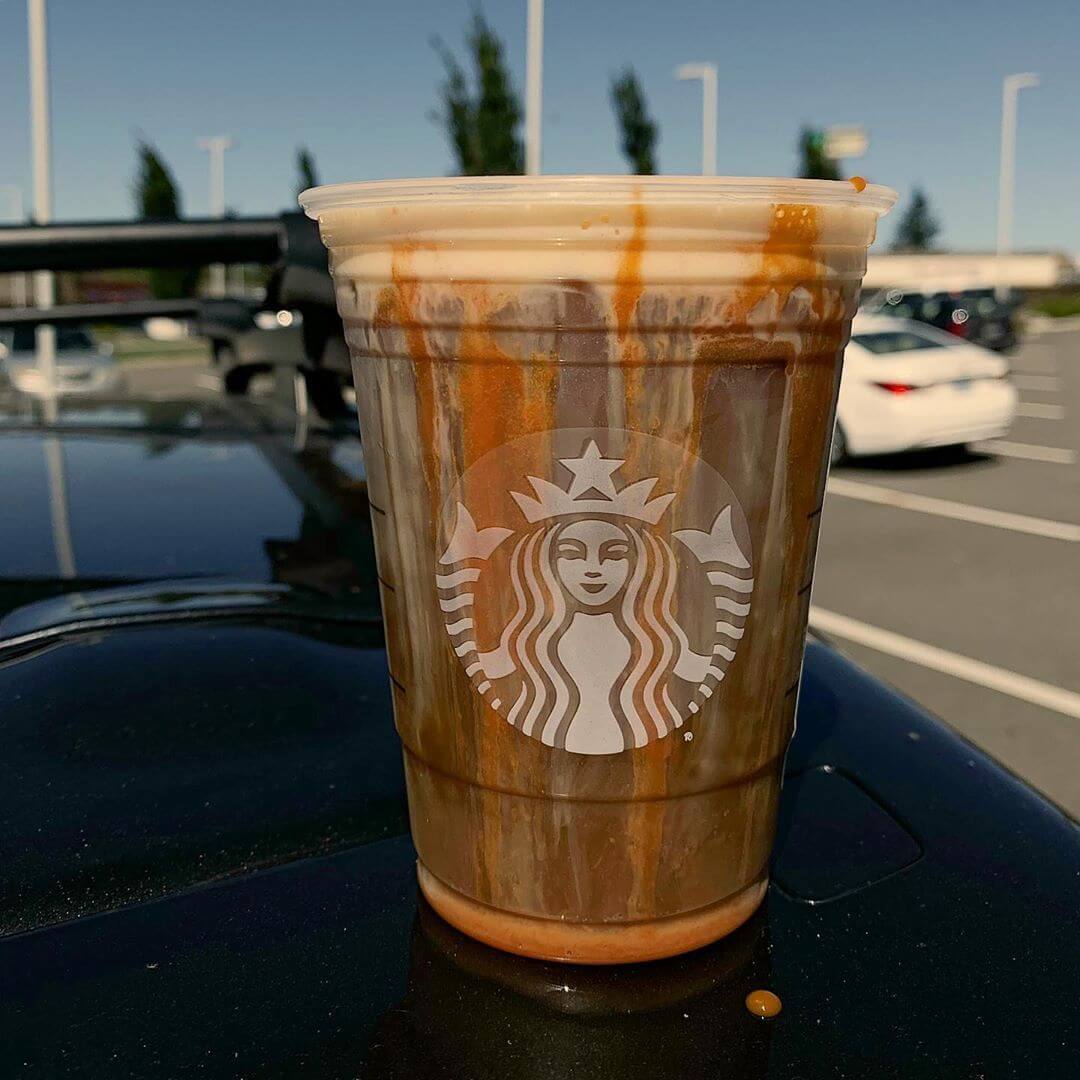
(1, 0, 1077, 813)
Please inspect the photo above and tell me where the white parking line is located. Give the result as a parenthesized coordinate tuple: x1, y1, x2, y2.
(809, 607, 1080, 720)
(976, 440, 1077, 465)
(1029, 317, 1080, 334)
(826, 477, 1080, 542)
(1012, 350, 1057, 377)
(1017, 402, 1065, 420)
(118, 358, 210, 371)
(1012, 375, 1063, 392)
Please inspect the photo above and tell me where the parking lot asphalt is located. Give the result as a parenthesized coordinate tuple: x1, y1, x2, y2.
(815, 326, 1080, 815)
(124, 328, 1080, 816)
(122, 357, 228, 401)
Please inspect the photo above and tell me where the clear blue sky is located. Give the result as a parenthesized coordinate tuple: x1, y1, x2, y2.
(1, 0, 1077, 251)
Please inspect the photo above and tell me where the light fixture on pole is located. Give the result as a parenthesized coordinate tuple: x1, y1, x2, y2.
(197, 135, 233, 296)
(675, 63, 718, 177)
(996, 73, 1039, 301)
(525, 0, 544, 175)
(823, 125, 868, 162)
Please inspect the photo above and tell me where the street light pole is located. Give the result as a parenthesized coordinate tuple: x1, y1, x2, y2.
(525, 0, 544, 175)
(197, 135, 233, 296)
(27, 0, 56, 383)
(675, 63, 718, 176)
(996, 73, 1039, 301)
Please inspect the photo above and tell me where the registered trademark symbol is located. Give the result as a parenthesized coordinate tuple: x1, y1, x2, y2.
(683, 731, 693, 742)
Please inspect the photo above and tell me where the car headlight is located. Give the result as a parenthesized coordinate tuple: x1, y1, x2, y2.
(10, 366, 44, 391)
(253, 309, 302, 330)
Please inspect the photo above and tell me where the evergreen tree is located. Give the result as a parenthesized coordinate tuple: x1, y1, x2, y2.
(296, 146, 319, 196)
(891, 187, 941, 251)
(432, 12, 524, 175)
(133, 140, 198, 298)
(135, 141, 180, 219)
(797, 126, 841, 181)
(610, 67, 658, 175)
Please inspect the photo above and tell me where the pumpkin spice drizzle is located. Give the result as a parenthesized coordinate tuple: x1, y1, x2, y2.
(552, 203, 826, 918)
(613, 201, 649, 421)
(613, 203, 647, 344)
(610, 198, 676, 917)
(454, 280, 564, 906)
(388, 243, 440, 509)
(612, 197, 649, 479)
(738, 203, 825, 890)
(680, 202, 830, 898)
(387, 252, 567, 907)
(453, 282, 560, 642)
(388, 247, 500, 900)
(454, 283, 513, 907)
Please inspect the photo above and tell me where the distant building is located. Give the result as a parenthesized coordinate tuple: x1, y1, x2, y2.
(0, 273, 31, 307)
(864, 251, 1078, 292)
(0, 270, 152, 308)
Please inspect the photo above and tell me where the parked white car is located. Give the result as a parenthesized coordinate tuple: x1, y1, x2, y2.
(833, 314, 1018, 462)
(0, 325, 122, 398)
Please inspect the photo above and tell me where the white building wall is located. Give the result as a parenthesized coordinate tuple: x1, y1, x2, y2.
(863, 252, 1078, 291)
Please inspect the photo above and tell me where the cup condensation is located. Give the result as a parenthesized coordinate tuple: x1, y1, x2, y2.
(302, 176, 895, 963)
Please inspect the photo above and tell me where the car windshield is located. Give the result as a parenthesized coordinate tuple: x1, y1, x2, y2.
(879, 291, 925, 320)
(852, 330, 952, 355)
(959, 291, 1006, 316)
(10, 326, 96, 352)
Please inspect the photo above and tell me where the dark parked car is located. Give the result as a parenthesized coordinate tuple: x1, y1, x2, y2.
(866, 287, 1020, 351)
(0, 212, 351, 419)
(0, 388, 1077, 1079)
(194, 216, 352, 418)
(195, 296, 305, 393)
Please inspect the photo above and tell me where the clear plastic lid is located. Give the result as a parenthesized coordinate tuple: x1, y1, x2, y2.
(299, 175, 897, 219)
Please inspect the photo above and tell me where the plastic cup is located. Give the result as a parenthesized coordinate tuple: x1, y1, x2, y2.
(301, 176, 895, 963)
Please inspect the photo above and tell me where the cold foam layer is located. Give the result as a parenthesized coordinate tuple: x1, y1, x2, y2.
(303, 175, 892, 282)
(302, 175, 893, 249)
(302, 175, 895, 362)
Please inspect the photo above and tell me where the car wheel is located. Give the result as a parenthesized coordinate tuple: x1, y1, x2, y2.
(830, 423, 847, 467)
(223, 363, 270, 396)
(302, 367, 351, 420)
(212, 342, 236, 369)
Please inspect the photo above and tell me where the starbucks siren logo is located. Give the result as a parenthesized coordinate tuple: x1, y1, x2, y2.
(435, 430, 753, 755)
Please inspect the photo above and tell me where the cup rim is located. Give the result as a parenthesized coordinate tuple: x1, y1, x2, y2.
(299, 174, 897, 218)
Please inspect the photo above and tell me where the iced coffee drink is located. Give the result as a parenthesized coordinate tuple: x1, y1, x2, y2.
(302, 176, 895, 962)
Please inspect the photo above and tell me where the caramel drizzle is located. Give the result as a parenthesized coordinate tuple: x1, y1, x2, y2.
(387, 243, 440, 504)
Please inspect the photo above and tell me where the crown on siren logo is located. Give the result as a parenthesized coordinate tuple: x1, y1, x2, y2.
(510, 441, 676, 525)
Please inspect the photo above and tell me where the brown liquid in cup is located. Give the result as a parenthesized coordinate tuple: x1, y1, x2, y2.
(304, 178, 893, 963)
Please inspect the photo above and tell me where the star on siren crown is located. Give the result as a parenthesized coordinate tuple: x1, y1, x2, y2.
(510, 440, 676, 525)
